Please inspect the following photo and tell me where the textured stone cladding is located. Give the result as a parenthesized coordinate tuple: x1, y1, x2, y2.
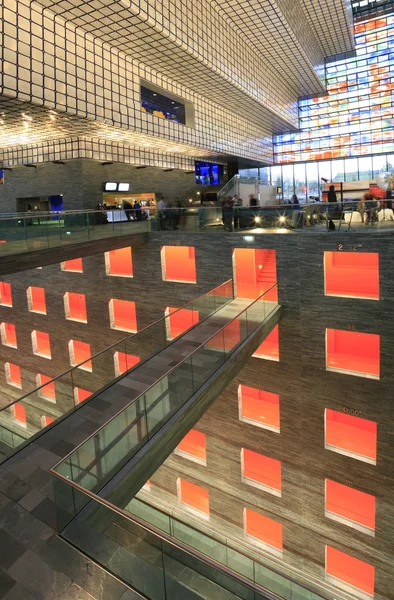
(0, 159, 198, 212)
(144, 230, 394, 600)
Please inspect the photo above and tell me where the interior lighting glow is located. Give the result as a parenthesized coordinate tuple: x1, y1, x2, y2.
(177, 478, 209, 517)
(161, 246, 197, 283)
(238, 385, 280, 432)
(253, 325, 280, 361)
(326, 329, 380, 379)
(0, 282, 12, 307)
(242, 448, 281, 495)
(114, 351, 140, 376)
(31, 330, 51, 359)
(64, 292, 87, 323)
(37, 374, 56, 401)
(325, 409, 377, 464)
(105, 247, 133, 277)
(175, 430, 207, 464)
(5, 363, 21, 388)
(69, 340, 92, 371)
(1, 323, 17, 348)
(27, 286, 47, 314)
(61, 258, 83, 272)
(324, 252, 379, 300)
(326, 546, 374, 596)
(109, 299, 137, 333)
(244, 508, 283, 552)
(325, 479, 375, 534)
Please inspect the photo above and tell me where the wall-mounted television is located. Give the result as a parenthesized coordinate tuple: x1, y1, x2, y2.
(105, 182, 117, 191)
(118, 183, 130, 192)
(195, 162, 223, 186)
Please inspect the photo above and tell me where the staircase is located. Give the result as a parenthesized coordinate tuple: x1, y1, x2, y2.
(257, 249, 277, 290)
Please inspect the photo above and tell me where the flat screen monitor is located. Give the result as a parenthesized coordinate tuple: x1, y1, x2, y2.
(105, 182, 117, 191)
(195, 162, 223, 186)
(118, 183, 130, 192)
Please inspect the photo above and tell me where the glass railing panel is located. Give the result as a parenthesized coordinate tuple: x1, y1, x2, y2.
(25, 215, 51, 249)
(190, 329, 226, 392)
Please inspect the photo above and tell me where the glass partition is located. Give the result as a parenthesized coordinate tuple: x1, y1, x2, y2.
(0, 279, 233, 461)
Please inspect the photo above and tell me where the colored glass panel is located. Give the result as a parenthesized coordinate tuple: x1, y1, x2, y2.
(161, 246, 197, 283)
(239, 385, 280, 431)
(27, 286, 47, 314)
(109, 299, 137, 332)
(105, 247, 133, 277)
(326, 479, 375, 531)
(325, 409, 377, 464)
(326, 329, 380, 379)
(244, 508, 283, 551)
(253, 325, 279, 361)
(178, 479, 209, 515)
(326, 546, 374, 596)
(0, 282, 12, 307)
(324, 252, 379, 300)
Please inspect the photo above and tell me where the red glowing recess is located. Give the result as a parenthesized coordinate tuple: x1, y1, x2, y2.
(253, 325, 279, 361)
(208, 317, 241, 351)
(177, 430, 207, 462)
(37, 374, 56, 401)
(165, 307, 199, 340)
(114, 351, 140, 376)
(242, 448, 281, 493)
(74, 387, 92, 404)
(325, 409, 377, 464)
(161, 246, 197, 283)
(233, 248, 278, 300)
(244, 508, 283, 551)
(0, 282, 12, 307)
(69, 340, 92, 371)
(64, 292, 87, 322)
(105, 247, 133, 277)
(325, 479, 375, 531)
(27, 286, 47, 314)
(326, 328, 380, 379)
(109, 299, 137, 333)
(326, 546, 374, 596)
(1, 323, 17, 348)
(41, 415, 54, 427)
(32, 330, 51, 359)
(324, 252, 379, 300)
(14, 403, 26, 425)
(239, 384, 280, 432)
(61, 258, 83, 272)
(178, 479, 209, 515)
(5, 363, 21, 388)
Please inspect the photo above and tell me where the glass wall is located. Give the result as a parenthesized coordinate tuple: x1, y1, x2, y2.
(265, 154, 393, 200)
(273, 13, 394, 163)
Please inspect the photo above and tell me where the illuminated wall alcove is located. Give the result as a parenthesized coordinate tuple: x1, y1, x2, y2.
(324, 252, 379, 300)
(325, 479, 375, 535)
(165, 307, 199, 340)
(326, 329, 380, 379)
(161, 246, 197, 284)
(326, 546, 374, 599)
(233, 248, 278, 300)
(175, 429, 207, 465)
(253, 325, 279, 361)
(238, 384, 280, 432)
(325, 409, 377, 465)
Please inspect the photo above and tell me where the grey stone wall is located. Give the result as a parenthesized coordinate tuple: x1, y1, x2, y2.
(0, 159, 199, 212)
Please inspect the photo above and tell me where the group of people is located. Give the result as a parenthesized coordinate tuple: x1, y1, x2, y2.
(123, 200, 143, 221)
(156, 196, 184, 230)
(357, 193, 381, 224)
(222, 194, 259, 231)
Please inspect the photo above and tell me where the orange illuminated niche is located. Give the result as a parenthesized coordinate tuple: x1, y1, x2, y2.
(242, 448, 281, 496)
(177, 478, 209, 517)
(27, 286, 47, 314)
(109, 299, 137, 333)
(0, 282, 12, 307)
(165, 307, 199, 340)
(74, 387, 92, 404)
(105, 247, 133, 277)
(5, 363, 21, 388)
(61, 258, 83, 273)
(325, 409, 377, 465)
(37, 374, 56, 402)
(325, 479, 375, 535)
(161, 246, 197, 284)
(324, 251, 379, 300)
(114, 351, 140, 377)
(175, 430, 207, 465)
(64, 292, 87, 323)
(233, 248, 278, 300)
(69, 340, 92, 371)
(13, 403, 26, 427)
(326, 329, 380, 379)
(244, 508, 283, 553)
(32, 330, 51, 359)
(253, 325, 279, 361)
(238, 384, 280, 432)
(41, 415, 54, 428)
(1, 323, 17, 348)
(326, 546, 374, 597)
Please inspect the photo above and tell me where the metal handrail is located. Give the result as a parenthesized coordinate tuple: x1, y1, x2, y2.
(51, 469, 284, 600)
(0, 279, 233, 414)
(52, 283, 277, 471)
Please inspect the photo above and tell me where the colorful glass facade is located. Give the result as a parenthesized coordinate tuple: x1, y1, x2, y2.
(274, 12, 394, 164)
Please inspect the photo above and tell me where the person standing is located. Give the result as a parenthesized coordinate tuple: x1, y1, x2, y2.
(327, 185, 337, 203)
(232, 195, 242, 229)
(249, 194, 258, 207)
(133, 200, 142, 221)
(157, 196, 167, 230)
